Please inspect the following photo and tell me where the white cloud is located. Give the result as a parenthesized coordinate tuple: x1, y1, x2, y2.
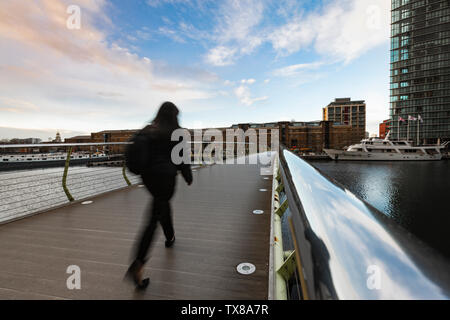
(234, 85, 268, 106)
(136, 29, 152, 41)
(142, 0, 390, 68)
(273, 62, 324, 77)
(264, 79, 270, 84)
(269, 0, 390, 63)
(151, 0, 389, 67)
(205, 0, 389, 66)
(158, 26, 186, 43)
(0, 0, 217, 134)
(0, 97, 40, 113)
(241, 78, 256, 85)
(205, 46, 237, 66)
(268, 15, 315, 56)
(205, 0, 265, 66)
(215, 0, 264, 44)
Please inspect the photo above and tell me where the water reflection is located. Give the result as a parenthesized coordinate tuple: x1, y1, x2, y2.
(308, 160, 450, 258)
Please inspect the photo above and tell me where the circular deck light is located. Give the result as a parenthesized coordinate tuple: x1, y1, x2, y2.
(259, 189, 268, 192)
(253, 210, 264, 215)
(138, 185, 145, 188)
(81, 201, 93, 205)
(237, 263, 256, 275)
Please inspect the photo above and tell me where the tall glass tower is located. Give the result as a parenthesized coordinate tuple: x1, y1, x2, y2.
(390, 0, 450, 144)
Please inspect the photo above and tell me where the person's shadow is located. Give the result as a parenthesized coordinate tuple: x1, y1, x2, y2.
(304, 227, 338, 300)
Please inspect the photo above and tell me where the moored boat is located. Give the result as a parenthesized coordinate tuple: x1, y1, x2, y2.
(324, 135, 448, 161)
(0, 152, 108, 171)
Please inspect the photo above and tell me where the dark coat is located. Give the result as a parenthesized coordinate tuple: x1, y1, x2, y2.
(140, 125, 192, 184)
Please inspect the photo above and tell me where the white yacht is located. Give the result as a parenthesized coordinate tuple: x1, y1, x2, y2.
(324, 133, 448, 161)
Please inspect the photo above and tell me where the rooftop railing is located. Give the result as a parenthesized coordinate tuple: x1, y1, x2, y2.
(274, 146, 450, 299)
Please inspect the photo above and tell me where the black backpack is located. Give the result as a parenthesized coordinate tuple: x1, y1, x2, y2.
(125, 130, 152, 175)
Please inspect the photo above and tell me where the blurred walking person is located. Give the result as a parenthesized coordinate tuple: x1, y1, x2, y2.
(125, 102, 192, 290)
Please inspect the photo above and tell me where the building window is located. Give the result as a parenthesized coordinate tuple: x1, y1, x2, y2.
(392, 0, 401, 10)
(401, 35, 409, 46)
(401, 9, 410, 19)
(401, 23, 410, 33)
(391, 50, 400, 63)
(391, 37, 399, 49)
(392, 10, 400, 23)
(401, 48, 409, 60)
(392, 23, 400, 36)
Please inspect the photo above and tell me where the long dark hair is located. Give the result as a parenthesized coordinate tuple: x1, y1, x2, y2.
(151, 101, 180, 132)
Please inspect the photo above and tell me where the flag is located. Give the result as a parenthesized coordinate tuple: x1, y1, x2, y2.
(418, 115, 423, 122)
(408, 115, 417, 121)
(399, 116, 406, 122)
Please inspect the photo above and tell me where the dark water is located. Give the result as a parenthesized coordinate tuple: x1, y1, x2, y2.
(308, 160, 450, 258)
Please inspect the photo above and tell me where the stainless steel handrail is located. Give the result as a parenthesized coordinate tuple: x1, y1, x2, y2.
(279, 147, 450, 299)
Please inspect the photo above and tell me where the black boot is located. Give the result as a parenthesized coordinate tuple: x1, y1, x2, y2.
(165, 235, 176, 248)
(125, 260, 150, 290)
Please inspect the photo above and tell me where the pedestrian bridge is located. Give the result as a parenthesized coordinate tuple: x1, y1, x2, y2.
(0, 159, 272, 300)
(0, 146, 449, 300)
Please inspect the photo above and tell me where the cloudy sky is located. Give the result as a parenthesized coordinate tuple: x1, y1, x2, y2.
(0, 0, 390, 140)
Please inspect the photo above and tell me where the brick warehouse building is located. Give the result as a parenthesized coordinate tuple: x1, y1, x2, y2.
(66, 120, 363, 155)
(228, 121, 363, 153)
(63, 135, 93, 152)
(65, 130, 138, 154)
(90, 130, 137, 154)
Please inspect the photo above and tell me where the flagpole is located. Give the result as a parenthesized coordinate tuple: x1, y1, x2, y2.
(407, 118, 410, 142)
(398, 116, 400, 140)
(417, 117, 420, 145)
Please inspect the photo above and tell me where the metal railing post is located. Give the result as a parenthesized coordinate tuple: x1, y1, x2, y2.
(62, 147, 74, 202)
(122, 164, 131, 186)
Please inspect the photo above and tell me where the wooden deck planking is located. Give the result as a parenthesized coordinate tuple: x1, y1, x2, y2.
(0, 162, 272, 300)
